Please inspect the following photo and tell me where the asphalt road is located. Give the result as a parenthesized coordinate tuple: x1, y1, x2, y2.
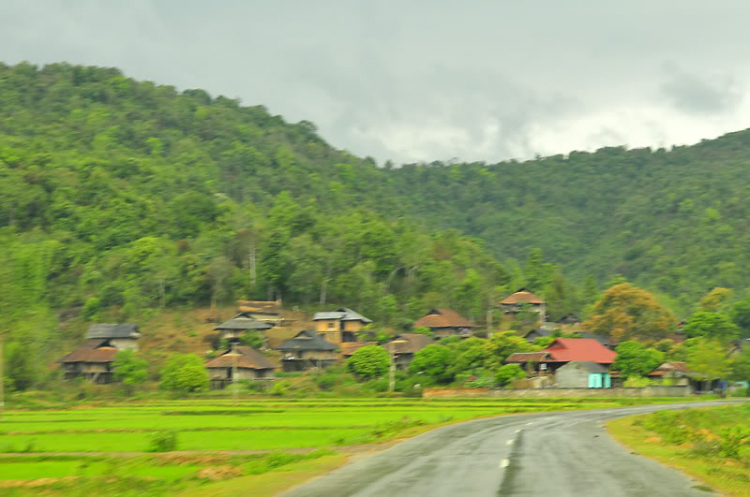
(282, 401, 744, 497)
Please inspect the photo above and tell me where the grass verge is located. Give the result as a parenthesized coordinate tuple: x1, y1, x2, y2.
(608, 413, 750, 497)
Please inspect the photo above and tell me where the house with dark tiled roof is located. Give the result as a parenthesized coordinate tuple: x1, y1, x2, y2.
(214, 312, 274, 343)
(205, 346, 277, 388)
(313, 308, 372, 344)
(275, 330, 338, 371)
(59, 323, 141, 383)
(500, 289, 546, 322)
(414, 309, 477, 338)
(382, 333, 435, 368)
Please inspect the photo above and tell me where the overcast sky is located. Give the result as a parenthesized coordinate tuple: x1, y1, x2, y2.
(2, 1, 750, 164)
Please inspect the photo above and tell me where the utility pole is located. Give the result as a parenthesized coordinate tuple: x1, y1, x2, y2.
(389, 340, 395, 393)
(232, 342, 238, 404)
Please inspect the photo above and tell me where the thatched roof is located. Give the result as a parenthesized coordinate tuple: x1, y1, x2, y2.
(59, 345, 119, 364)
(383, 334, 435, 355)
(414, 309, 477, 329)
(500, 291, 545, 305)
(205, 346, 276, 370)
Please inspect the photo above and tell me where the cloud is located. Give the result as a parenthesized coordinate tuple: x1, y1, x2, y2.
(2, 1, 750, 163)
(659, 64, 742, 115)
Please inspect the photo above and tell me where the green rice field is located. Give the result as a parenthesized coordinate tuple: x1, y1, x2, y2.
(0, 397, 709, 495)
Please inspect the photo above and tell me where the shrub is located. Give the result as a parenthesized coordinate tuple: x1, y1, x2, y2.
(148, 430, 179, 452)
(495, 364, 525, 387)
(346, 345, 390, 380)
(112, 350, 148, 395)
(160, 353, 209, 393)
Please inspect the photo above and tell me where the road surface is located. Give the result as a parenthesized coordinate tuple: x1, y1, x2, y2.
(283, 401, 743, 497)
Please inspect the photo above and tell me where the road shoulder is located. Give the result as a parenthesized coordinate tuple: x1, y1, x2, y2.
(607, 414, 750, 497)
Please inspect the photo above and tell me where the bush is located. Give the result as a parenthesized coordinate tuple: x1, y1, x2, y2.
(148, 430, 179, 452)
(160, 353, 209, 393)
(346, 345, 390, 380)
(495, 364, 525, 387)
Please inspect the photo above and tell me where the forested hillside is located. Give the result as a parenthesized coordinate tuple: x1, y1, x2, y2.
(391, 136, 750, 310)
(2, 60, 750, 340)
(0, 62, 531, 352)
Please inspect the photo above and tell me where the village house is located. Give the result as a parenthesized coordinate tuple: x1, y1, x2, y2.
(414, 309, 478, 338)
(275, 330, 338, 371)
(340, 342, 376, 359)
(214, 312, 274, 343)
(555, 361, 612, 388)
(382, 333, 435, 369)
(205, 346, 276, 388)
(646, 361, 692, 385)
(59, 323, 141, 383)
(313, 308, 372, 344)
(236, 300, 285, 325)
(505, 338, 616, 379)
(499, 289, 546, 322)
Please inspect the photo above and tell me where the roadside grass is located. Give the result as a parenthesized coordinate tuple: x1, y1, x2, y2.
(177, 453, 348, 497)
(608, 405, 750, 497)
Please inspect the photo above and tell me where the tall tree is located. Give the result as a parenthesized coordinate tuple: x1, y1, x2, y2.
(584, 283, 676, 342)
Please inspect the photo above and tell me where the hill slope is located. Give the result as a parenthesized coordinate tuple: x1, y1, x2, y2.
(2, 60, 750, 326)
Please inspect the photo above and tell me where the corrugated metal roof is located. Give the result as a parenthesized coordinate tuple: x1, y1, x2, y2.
(543, 338, 616, 364)
(214, 316, 274, 331)
(312, 308, 372, 323)
(86, 323, 140, 339)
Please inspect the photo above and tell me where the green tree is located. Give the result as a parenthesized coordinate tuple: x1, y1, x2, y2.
(483, 331, 539, 364)
(697, 287, 732, 313)
(346, 345, 389, 380)
(729, 348, 750, 384)
(409, 344, 453, 384)
(729, 296, 750, 338)
(584, 283, 676, 342)
(495, 364, 525, 387)
(160, 354, 209, 393)
(4, 341, 36, 391)
(113, 350, 148, 395)
(687, 339, 731, 389)
(612, 341, 664, 377)
(684, 311, 739, 342)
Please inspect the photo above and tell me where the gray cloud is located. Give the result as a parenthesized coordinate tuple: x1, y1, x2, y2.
(659, 64, 742, 115)
(2, 1, 750, 163)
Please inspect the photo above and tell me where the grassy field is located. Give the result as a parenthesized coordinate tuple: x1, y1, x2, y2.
(608, 404, 750, 497)
(0, 396, 716, 495)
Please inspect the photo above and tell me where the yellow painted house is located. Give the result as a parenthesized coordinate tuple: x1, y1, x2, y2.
(312, 307, 372, 344)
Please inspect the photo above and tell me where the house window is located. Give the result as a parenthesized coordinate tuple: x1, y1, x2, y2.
(328, 321, 335, 330)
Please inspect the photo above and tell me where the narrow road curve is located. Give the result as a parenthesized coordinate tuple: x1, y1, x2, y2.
(282, 401, 744, 497)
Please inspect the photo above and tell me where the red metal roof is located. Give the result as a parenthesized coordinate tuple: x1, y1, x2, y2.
(414, 309, 477, 329)
(542, 338, 616, 364)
